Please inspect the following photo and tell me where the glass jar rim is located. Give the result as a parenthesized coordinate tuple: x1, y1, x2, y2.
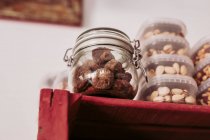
(76, 27, 130, 41)
(73, 27, 134, 55)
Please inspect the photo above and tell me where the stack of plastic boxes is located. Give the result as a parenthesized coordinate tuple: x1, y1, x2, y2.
(135, 18, 197, 104)
(191, 36, 210, 105)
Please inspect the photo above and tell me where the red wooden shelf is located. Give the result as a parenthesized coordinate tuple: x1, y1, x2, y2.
(37, 89, 210, 140)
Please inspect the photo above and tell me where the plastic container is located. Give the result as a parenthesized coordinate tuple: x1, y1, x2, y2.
(63, 27, 146, 99)
(190, 36, 210, 65)
(141, 34, 190, 57)
(197, 78, 210, 105)
(193, 57, 210, 86)
(143, 54, 194, 77)
(137, 75, 197, 104)
(136, 18, 187, 41)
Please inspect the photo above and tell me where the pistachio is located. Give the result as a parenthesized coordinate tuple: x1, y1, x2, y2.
(148, 69, 155, 77)
(180, 65, 188, 75)
(164, 95, 171, 102)
(177, 48, 186, 55)
(153, 96, 164, 102)
(163, 44, 173, 53)
(158, 87, 170, 96)
(185, 96, 196, 104)
(171, 88, 183, 95)
(156, 65, 165, 75)
(150, 90, 159, 100)
(173, 63, 180, 74)
(172, 94, 185, 103)
(164, 66, 176, 74)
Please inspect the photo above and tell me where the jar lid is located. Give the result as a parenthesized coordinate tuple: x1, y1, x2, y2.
(136, 18, 187, 40)
(190, 35, 210, 57)
(141, 34, 189, 54)
(73, 27, 134, 55)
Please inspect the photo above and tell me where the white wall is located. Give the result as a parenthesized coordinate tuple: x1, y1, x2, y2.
(0, 0, 210, 139)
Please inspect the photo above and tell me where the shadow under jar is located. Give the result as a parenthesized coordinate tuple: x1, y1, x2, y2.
(64, 27, 146, 99)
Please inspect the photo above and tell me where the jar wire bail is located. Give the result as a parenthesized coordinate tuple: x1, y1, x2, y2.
(131, 39, 148, 82)
(63, 48, 74, 67)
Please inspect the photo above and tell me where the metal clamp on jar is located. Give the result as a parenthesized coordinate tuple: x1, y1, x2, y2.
(64, 27, 147, 99)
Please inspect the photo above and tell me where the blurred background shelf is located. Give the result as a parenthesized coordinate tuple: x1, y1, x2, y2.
(37, 89, 210, 140)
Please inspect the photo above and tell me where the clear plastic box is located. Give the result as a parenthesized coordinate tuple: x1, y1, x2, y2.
(190, 36, 210, 65)
(197, 78, 210, 105)
(136, 75, 197, 104)
(136, 18, 187, 41)
(143, 54, 194, 77)
(141, 34, 190, 58)
(193, 57, 210, 85)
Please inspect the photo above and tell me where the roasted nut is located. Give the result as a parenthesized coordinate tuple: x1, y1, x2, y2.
(194, 65, 210, 85)
(169, 50, 175, 54)
(173, 63, 180, 74)
(156, 65, 165, 75)
(150, 90, 159, 101)
(164, 95, 171, 102)
(164, 66, 176, 74)
(92, 48, 114, 65)
(172, 94, 185, 103)
(83, 60, 99, 71)
(147, 48, 157, 57)
(171, 88, 183, 95)
(112, 79, 134, 99)
(163, 44, 173, 53)
(105, 59, 123, 72)
(153, 96, 164, 102)
(180, 65, 188, 75)
(197, 90, 210, 105)
(115, 72, 132, 82)
(196, 72, 202, 79)
(148, 69, 155, 77)
(185, 96, 196, 104)
(158, 87, 170, 96)
(177, 48, 186, 55)
(92, 68, 114, 89)
(74, 79, 91, 92)
(73, 66, 92, 92)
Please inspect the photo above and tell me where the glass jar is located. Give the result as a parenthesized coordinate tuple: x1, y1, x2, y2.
(64, 27, 146, 99)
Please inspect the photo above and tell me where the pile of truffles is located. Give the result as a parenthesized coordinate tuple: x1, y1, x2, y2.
(193, 44, 210, 65)
(148, 63, 188, 77)
(197, 88, 210, 106)
(146, 87, 196, 104)
(144, 44, 187, 57)
(73, 47, 134, 99)
(143, 29, 184, 40)
(194, 65, 210, 85)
